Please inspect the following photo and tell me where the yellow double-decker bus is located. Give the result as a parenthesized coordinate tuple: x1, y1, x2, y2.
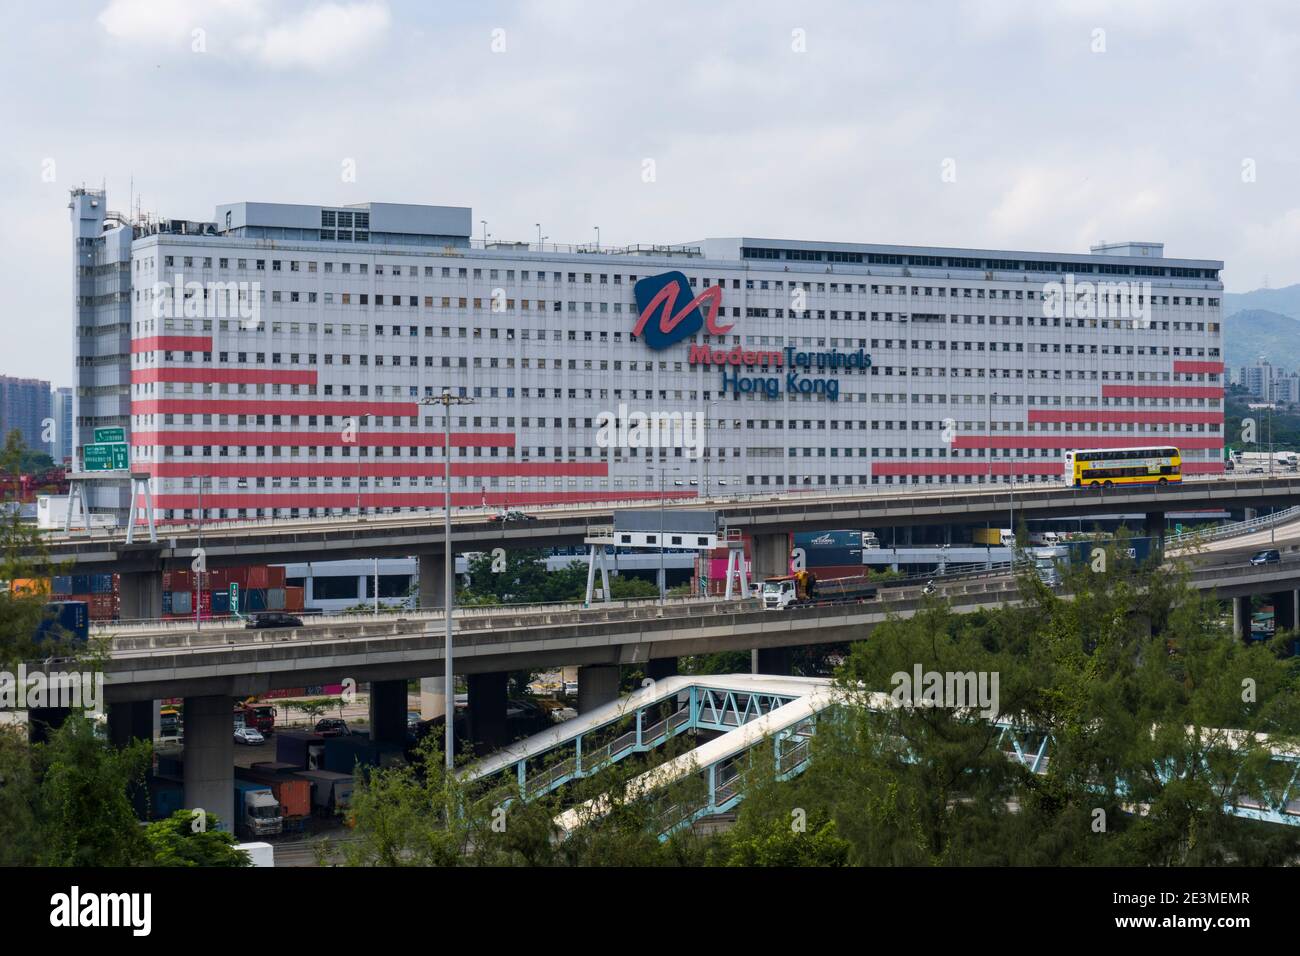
(1064, 446, 1182, 488)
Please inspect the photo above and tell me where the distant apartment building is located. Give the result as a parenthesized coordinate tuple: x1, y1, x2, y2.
(0, 375, 53, 453)
(1237, 358, 1299, 405)
(51, 386, 73, 462)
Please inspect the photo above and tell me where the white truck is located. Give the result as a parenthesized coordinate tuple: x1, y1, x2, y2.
(232, 780, 283, 839)
(1027, 531, 1062, 547)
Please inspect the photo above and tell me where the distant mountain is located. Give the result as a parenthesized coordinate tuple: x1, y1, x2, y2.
(1223, 309, 1300, 370)
(1224, 284, 1300, 321)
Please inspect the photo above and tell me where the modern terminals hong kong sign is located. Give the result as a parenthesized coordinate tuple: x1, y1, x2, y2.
(631, 269, 870, 402)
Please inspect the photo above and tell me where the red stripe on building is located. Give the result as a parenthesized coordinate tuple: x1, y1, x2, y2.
(147, 461, 606, 478)
(1027, 409, 1221, 425)
(871, 461, 1062, 477)
(131, 336, 213, 354)
(130, 430, 515, 447)
(1101, 385, 1222, 399)
(1172, 361, 1224, 375)
(953, 435, 1223, 450)
(132, 399, 419, 417)
(145, 490, 686, 509)
(132, 368, 317, 385)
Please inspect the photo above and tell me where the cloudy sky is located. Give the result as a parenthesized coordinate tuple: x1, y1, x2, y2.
(3, 0, 1298, 385)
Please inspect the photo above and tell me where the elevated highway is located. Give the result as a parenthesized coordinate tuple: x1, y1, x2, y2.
(35, 475, 1300, 575)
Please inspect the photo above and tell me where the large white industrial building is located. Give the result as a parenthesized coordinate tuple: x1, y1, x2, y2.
(71, 190, 1225, 523)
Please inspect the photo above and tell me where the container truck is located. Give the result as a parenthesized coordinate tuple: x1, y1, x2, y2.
(233, 700, 277, 735)
(762, 570, 878, 610)
(973, 528, 1015, 547)
(232, 780, 283, 838)
(235, 767, 312, 825)
(294, 769, 354, 816)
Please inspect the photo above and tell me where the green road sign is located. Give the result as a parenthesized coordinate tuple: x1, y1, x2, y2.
(229, 582, 240, 613)
(83, 442, 129, 471)
(94, 427, 125, 444)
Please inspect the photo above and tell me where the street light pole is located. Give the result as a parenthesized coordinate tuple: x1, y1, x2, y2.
(196, 477, 203, 632)
(421, 390, 476, 772)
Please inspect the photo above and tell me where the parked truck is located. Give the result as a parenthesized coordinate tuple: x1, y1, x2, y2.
(234, 699, 277, 735)
(232, 780, 283, 838)
(235, 766, 312, 829)
(276, 730, 326, 770)
(762, 570, 878, 610)
(294, 769, 354, 817)
(973, 528, 1015, 547)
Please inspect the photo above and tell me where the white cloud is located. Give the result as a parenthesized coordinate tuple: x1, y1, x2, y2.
(96, 0, 390, 70)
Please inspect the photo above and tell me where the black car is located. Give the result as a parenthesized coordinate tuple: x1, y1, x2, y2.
(314, 718, 350, 738)
(244, 612, 304, 629)
(1250, 549, 1281, 566)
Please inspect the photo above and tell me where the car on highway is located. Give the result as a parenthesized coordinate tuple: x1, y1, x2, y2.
(489, 509, 536, 523)
(313, 717, 351, 737)
(1250, 549, 1281, 566)
(244, 612, 304, 629)
(234, 726, 265, 746)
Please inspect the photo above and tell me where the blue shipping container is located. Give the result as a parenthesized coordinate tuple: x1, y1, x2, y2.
(91, 574, 114, 594)
(71, 575, 91, 594)
(52, 575, 72, 595)
(793, 531, 864, 568)
(247, 588, 267, 611)
(35, 602, 89, 643)
(161, 591, 173, 614)
(211, 591, 230, 615)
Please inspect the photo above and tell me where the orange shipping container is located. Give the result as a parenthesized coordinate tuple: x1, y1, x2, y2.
(285, 586, 305, 612)
(9, 578, 50, 597)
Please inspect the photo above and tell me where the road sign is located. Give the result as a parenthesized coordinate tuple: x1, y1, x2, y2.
(83, 442, 129, 472)
(94, 427, 125, 444)
(230, 582, 240, 614)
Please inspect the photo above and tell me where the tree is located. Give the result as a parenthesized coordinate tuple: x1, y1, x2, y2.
(34, 715, 153, 866)
(144, 810, 253, 867)
(725, 540, 1300, 866)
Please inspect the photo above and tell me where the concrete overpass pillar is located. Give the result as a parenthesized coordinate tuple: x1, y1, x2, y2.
(750, 532, 790, 582)
(183, 695, 234, 832)
(1233, 596, 1251, 641)
(466, 671, 509, 755)
(419, 677, 446, 720)
(1271, 590, 1298, 633)
(107, 700, 154, 748)
(753, 646, 793, 676)
(577, 664, 621, 714)
(419, 552, 447, 610)
(645, 657, 678, 681)
(118, 570, 163, 622)
(1144, 511, 1166, 551)
(368, 680, 409, 745)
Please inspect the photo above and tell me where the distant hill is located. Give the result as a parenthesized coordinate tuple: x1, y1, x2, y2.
(1223, 309, 1300, 370)
(1224, 284, 1300, 320)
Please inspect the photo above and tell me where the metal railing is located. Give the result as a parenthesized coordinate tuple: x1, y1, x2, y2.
(1166, 504, 1300, 548)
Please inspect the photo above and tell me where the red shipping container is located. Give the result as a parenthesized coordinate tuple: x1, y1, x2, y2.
(210, 568, 229, 589)
(247, 566, 269, 589)
(228, 566, 250, 587)
(172, 570, 192, 591)
(162, 571, 173, 591)
(285, 586, 305, 612)
(268, 565, 286, 588)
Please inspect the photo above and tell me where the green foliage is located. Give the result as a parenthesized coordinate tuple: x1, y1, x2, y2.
(33, 715, 153, 866)
(145, 810, 253, 867)
(459, 551, 661, 606)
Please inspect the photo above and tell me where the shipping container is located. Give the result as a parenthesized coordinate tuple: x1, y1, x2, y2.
(235, 767, 311, 819)
(268, 565, 286, 588)
(285, 586, 305, 612)
(247, 566, 269, 590)
(267, 588, 286, 611)
(277, 731, 327, 770)
(71, 574, 91, 594)
(35, 601, 90, 643)
(209, 568, 229, 589)
(52, 575, 72, 595)
(322, 736, 405, 775)
(171, 590, 193, 615)
(211, 591, 230, 615)
(247, 588, 267, 612)
(294, 769, 354, 815)
(91, 573, 114, 594)
(161, 591, 173, 614)
(148, 777, 185, 821)
(8, 578, 50, 597)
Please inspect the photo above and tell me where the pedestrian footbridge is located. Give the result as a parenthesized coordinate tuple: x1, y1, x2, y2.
(464, 673, 1300, 838)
